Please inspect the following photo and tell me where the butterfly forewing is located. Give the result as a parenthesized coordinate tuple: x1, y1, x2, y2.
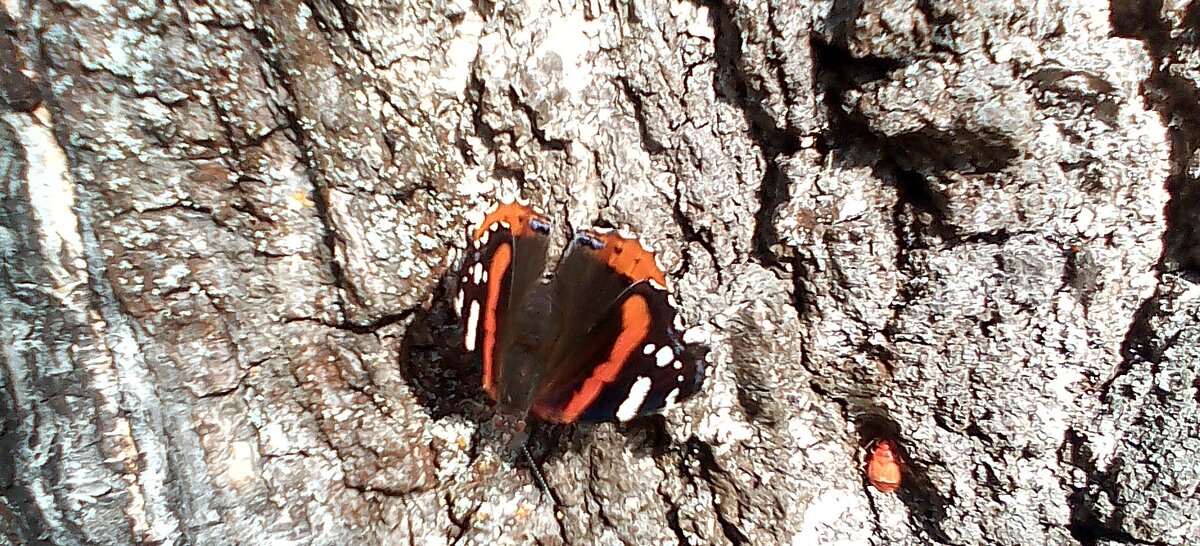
(531, 230, 708, 423)
(457, 202, 551, 399)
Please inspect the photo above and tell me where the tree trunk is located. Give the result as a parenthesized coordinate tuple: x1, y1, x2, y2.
(2, 0, 1198, 545)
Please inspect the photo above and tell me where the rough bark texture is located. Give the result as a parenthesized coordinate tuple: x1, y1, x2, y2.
(1, 0, 1198, 545)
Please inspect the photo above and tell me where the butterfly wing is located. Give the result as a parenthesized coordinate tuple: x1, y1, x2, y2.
(531, 229, 708, 423)
(456, 201, 551, 400)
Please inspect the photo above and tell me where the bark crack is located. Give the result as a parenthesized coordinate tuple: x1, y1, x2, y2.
(1111, 0, 1200, 275)
(248, 7, 356, 324)
(704, 0, 800, 268)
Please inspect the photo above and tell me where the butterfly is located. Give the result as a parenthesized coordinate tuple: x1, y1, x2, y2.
(453, 200, 708, 438)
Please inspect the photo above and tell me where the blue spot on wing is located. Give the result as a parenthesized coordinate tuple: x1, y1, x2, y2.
(576, 233, 604, 249)
(530, 218, 552, 234)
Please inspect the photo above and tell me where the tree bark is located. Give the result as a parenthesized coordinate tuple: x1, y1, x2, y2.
(2, 0, 1198, 545)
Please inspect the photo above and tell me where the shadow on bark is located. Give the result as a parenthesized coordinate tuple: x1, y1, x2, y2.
(1112, 0, 1200, 274)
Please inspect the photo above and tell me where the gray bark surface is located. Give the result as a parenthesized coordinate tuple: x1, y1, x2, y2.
(1, 0, 1198, 545)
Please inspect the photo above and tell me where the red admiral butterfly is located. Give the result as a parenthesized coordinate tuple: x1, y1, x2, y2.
(454, 199, 708, 439)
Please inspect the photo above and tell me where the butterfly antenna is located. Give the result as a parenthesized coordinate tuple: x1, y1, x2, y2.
(523, 445, 552, 494)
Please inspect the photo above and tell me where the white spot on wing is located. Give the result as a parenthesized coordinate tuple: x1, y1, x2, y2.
(481, 270, 488, 283)
(455, 289, 464, 311)
(464, 300, 481, 351)
(663, 388, 680, 408)
(655, 345, 673, 367)
(616, 376, 653, 422)
(673, 361, 683, 370)
(479, 230, 490, 245)
(643, 344, 656, 355)
(472, 262, 483, 284)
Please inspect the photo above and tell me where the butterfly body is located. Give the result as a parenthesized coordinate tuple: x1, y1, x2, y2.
(455, 200, 708, 427)
(494, 286, 552, 411)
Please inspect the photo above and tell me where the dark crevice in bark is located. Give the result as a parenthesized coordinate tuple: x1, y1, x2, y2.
(1101, 290, 1161, 399)
(894, 125, 1020, 176)
(670, 180, 723, 284)
(442, 491, 475, 544)
(459, 67, 490, 168)
(703, 0, 799, 268)
(248, 18, 358, 325)
(943, 228, 1039, 250)
(1062, 430, 1166, 546)
(890, 168, 955, 244)
(0, 11, 42, 112)
(1111, 0, 1200, 275)
(656, 479, 691, 546)
(282, 103, 359, 322)
(285, 309, 417, 335)
(861, 491, 886, 544)
(913, 0, 959, 55)
(507, 86, 570, 153)
(583, 457, 622, 540)
(789, 256, 814, 317)
(618, 78, 667, 155)
(894, 468, 954, 543)
(684, 439, 747, 546)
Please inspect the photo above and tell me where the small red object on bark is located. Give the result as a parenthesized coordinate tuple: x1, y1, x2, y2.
(866, 439, 902, 493)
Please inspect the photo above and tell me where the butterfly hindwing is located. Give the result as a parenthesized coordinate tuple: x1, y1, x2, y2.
(531, 229, 708, 423)
(456, 202, 551, 399)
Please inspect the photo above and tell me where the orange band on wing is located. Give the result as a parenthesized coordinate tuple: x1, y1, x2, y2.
(472, 202, 548, 241)
(587, 231, 668, 286)
(556, 295, 653, 422)
(481, 243, 512, 398)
